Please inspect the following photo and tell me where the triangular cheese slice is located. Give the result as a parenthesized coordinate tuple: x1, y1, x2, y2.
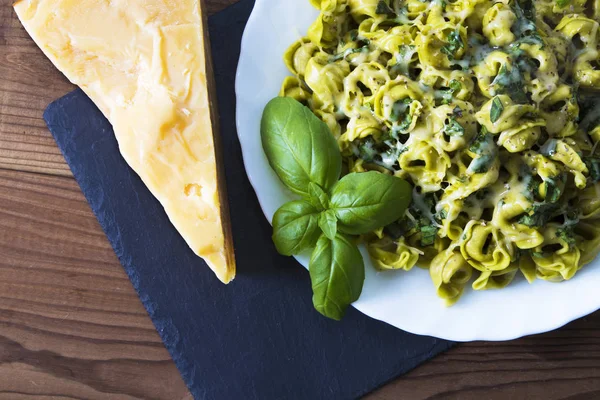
(14, 0, 236, 283)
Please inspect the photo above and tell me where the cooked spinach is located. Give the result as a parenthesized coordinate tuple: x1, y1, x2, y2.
(544, 173, 565, 203)
(444, 117, 465, 137)
(490, 97, 504, 123)
(584, 157, 600, 182)
(556, 226, 576, 248)
(441, 29, 463, 60)
(376, 0, 395, 16)
(492, 64, 528, 104)
(518, 202, 561, 227)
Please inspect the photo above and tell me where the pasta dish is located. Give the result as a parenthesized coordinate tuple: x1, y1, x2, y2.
(279, 0, 600, 304)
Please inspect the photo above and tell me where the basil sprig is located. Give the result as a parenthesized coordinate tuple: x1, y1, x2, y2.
(261, 97, 342, 196)
(261, 97, 412, 320)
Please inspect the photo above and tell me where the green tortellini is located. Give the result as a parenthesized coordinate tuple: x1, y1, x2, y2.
(280, 0, 600, 305)
(430, 248, 473, 305)
(368, 237, 421, 271)
(482, 4, 516, 47)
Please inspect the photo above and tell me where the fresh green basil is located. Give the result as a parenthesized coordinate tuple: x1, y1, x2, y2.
(272, 200, 321, 256)
(262, 96, 413, 321)
(490, 96, 504, 123)
(319, 210, 338, 240)
(330, 171, 412, 235)
(261, 97, 342, 195)
(308, 182, 329, 211)
(309, 234, 365, 321)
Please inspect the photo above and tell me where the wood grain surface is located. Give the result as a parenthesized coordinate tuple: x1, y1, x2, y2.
(1, 0, 599, 399)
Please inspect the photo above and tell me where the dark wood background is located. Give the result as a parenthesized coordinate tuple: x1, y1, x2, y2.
(1, 0, 599, 398)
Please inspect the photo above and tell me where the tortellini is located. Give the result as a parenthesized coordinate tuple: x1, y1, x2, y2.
(282, 0, 600, 305)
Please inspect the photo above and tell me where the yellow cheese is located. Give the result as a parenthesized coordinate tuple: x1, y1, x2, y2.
(14, 0, 236, 283)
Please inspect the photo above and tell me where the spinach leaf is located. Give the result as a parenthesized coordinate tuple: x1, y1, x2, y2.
(470, 127, 489, 153)
(272, 200, 321, 256)
(517, 202, 560, 227)
(383, 221, 409, 239)
(376, 0, 395, 15)
(555, 0, 569, 8)
(516, 0, 535, 20)
(492, 64, 528, 104)
(309, 234, 365, 321)
(390, 98, 414, 131)
(330, 171, 412, 235)
(556, 226, 576, 248)
(453, 105, 463, 117)
(449, 79, 462, 92)
(393, 45, 417, 77)
(441, 30, 463, 60)
(490, 97, 504, 123)
(539, 139, 558, 157)
(319, 210, 338, 240)
(468, 127, 497, 173)
(356, 138, 378, 162)
(436, 79, 462, 105)
(470, 153, 495, 173)
(444, 117, 465, 137)
(308, 182, 329, 211)
(331, 45, 370, 62)
(261, 97, 342, 195)
(584, 157, 600, 182)
(544, 173, 565, 203)
(420, 225, 438, 246)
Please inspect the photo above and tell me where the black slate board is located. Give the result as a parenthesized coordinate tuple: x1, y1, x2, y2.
(42, 1, 455, 398)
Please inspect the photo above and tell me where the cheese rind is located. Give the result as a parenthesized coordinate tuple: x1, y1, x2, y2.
(14, 0, 236, 283)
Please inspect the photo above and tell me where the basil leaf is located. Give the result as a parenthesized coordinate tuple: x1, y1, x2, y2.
(308, 182, 329, 211)
(272, 200, 321, 256)
(309, 234, 365, 321)
(261, 97, 342, 195)
(319, 210, 338, 240)
(330, 171, 412, 235)
(490, 97, 504, 123)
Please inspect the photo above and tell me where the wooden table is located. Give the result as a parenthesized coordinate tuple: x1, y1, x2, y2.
(1, 1, 600, 398)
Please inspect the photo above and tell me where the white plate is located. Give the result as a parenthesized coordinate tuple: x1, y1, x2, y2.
(234, 0, 600, 341)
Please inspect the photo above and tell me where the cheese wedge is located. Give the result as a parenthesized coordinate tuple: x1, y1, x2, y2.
(14, 0, 236, 283)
